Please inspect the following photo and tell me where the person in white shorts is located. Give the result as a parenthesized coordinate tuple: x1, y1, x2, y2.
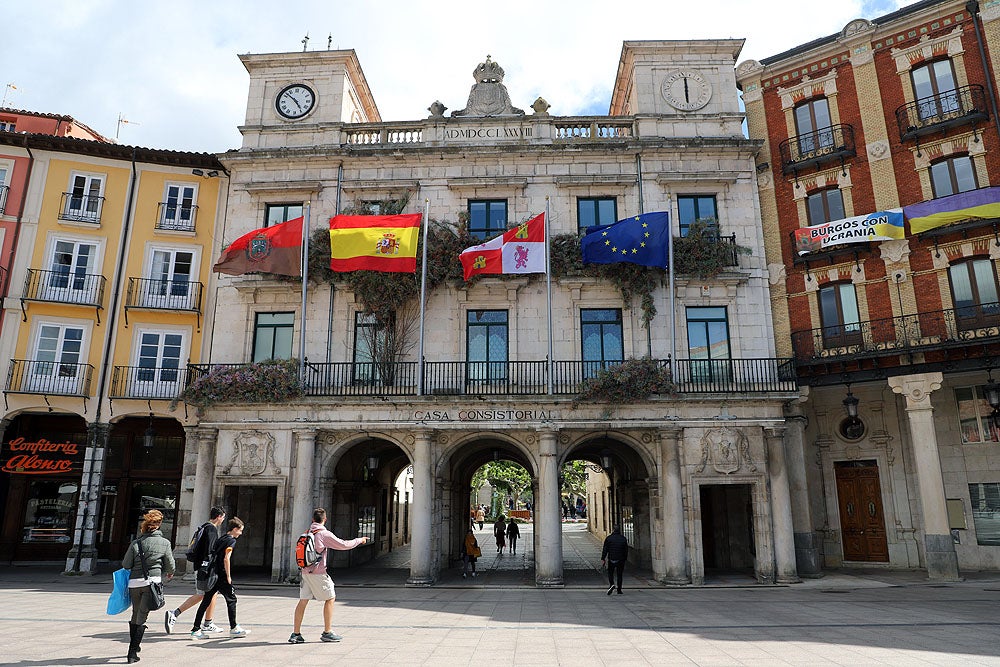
(289, 507, 368, 644)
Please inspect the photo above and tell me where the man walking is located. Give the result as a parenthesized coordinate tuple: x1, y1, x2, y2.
(289, 508, 368, 644)
(164, 506, 226, 634)
(601, 526, 628, 595)
(191, 517, 249, 638)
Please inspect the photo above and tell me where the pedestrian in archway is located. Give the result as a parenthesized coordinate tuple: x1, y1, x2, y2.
(462, 528, 480, 578)
(475, 506, 485, 531)
(601, 526, 628, 595)
(493, 515, 506, 554)
(505, 517, 520, 555)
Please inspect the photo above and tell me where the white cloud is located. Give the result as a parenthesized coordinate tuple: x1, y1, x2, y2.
(4, 0, 914, 153)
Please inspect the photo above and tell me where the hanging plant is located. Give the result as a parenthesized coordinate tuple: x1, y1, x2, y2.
(174, 358, 303, 409)
(573, 357, 676, 406)
(673, 220, 751, 279)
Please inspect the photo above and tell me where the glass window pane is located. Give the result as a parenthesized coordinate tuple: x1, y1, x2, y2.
(912, 64, 933, 99)
(838, 284, 860, 326)
(678, 197, 696, 230)
(827, 190, 845, 221)
(969, 482, 1000, 545)
(931, 161, 952, 197)
(950, 264, 974, 307)
(578, 200, 595, 231)
(954, 157, 977, 194)
(597, 199, 616, 225)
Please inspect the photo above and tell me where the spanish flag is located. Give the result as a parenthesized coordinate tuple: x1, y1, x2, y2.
(329, 214, 422, 273)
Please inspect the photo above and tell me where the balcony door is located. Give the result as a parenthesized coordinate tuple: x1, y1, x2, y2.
(581, 308, 623, 378)
(912, 59, 959, 121)
(161, 184, 196, 231)
(949, 258, 1000, 332)
(66, 174, 103, 222)
(133, 331, 184, 399)
(467, 310, 508, 382)
(818, 282, 862, 349)
(46, 240, 98, 303)
(28, 324, 85, 394)
(353, 312, 394, 385)
(145, 249, 194, 309)
(686, 307, 731, 383)
(794, 97, 833, 157)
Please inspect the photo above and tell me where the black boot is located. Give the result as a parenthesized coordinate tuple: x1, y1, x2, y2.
(136, 625, 146, 653)
(126, 623, 142, 663)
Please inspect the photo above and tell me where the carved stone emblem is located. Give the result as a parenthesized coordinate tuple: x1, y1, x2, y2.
(223, 430, 280, 476)
(452, 56, 525, 117)
(696, 427, 756, 474)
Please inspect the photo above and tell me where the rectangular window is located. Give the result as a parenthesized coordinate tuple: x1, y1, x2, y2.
(29, 324, 85, 394)
(956, 386, 1000, 444)
(145, 249, 194, 308)
(818, 282, 862, 347)
(0, 121, 16, 132)
(357, 505, 376, 541)
(677, 195, 717, 236)
(353, 312, 393, 384)
(466, 310, 508, 381)
(577, 197, 617, 233)
(806, 189, 846, 225)
(21, 480, 78, 544)
(931, 156, 977, 198)
(948, 258, 1000, 330)
(252, 312, 294, 362)
(63, 173, 104, 223)
(581, 308, 623, 377)
(968, 482, 1000, 546)
(686, 307, 730, 381)
(160, 184, 197, 231)
(912, 59, 959, 120)
(133, 331, 184, 398)
(46, 240, 99, 304)
(264, 203, 303, 227)
(468, 200, 507, 240)
(0, 164, 9, 215)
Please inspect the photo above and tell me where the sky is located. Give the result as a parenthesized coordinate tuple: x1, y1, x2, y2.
(4, 0, 913, 154)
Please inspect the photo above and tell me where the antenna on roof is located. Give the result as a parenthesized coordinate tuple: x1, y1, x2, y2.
(116, 113, 139, 141)
(302, 32, 310, 52)
(2, 83, 17, 107)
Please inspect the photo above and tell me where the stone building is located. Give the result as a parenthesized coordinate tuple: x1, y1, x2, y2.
(181, 41, 799, 586)
(737, 0, 1000, 579)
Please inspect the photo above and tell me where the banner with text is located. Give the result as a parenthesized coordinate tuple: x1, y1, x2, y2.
(794, 209, 904, 255)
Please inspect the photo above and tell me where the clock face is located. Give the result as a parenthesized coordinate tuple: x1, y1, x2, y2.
(661, 70, 712, 112)
(276, 84, 316, 119)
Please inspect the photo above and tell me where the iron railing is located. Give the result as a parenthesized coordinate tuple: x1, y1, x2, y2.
(188, 358, 797, 398)
(791, 301, 1000, 362)
(125, 277, 203, 312)
(895, 84, 989, 141)
(779, 123, 856, 174)
(58, 192, 104, 224)
(0, 184, 8, 215)
(5, 359, 94, 396)
(155, 202, 198, 232)
(22, 268, 106, 306)
(110, 365, 188, 399)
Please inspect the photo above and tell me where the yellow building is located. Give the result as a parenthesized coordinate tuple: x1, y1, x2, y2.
(0, 132, 227, 572)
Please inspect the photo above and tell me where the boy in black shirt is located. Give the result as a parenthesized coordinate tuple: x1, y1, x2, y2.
(191, 517, 249, 638)
(165, 506, 226, 634)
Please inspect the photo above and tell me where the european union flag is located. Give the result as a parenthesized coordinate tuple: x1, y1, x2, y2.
(580, 211, 670, 268)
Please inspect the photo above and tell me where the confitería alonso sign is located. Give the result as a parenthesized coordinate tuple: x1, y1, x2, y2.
(413, 409, 552, 422)
(1, 437, 83, 474)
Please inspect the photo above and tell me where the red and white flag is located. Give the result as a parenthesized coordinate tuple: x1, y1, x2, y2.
(460, 213, 546, 280)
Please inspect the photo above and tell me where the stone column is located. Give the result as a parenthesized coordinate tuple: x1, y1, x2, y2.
(291, 429, 317, 537)
(407, 429, 434, 586)
(783, 397, 822, 576)
(190, 428, 218, 530)
(765, 426, 799, 583)
(659, 427, 688, 583)
(535, 427, 563, 587)
(889, 373, 960, 581)
(65, 422, 110, 574)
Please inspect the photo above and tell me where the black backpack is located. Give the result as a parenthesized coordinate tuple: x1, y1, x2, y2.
(184, 522, 212, 563)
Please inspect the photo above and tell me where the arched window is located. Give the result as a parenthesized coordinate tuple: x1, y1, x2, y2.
(911, 59, 959, 121)
(794, 97, 833, 157)
(948, 258, 1000, 330)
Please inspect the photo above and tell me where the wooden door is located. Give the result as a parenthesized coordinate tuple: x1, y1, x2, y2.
(835, 461, 889, 562)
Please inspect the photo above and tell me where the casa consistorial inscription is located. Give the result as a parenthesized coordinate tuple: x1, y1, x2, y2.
(413, 409, 552, 422)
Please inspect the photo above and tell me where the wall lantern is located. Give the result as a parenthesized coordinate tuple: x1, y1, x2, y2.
(599, 449, 613, 471)
(365, 447, 380, 472)
(843, 386, 860, 422)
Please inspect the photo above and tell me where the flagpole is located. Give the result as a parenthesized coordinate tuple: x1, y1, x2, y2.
(299, 202, 311, 383)
(545, 198, 553, 395)
(417, 199, 430, 396)
(668, 202, 676, 368)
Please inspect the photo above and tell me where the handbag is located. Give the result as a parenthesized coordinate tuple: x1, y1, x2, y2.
(135, 535, 166, 611)
(106, 567, 131, 615)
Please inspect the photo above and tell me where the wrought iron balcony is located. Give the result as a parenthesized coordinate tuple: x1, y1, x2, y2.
(779, 124, 856, 175)
(155, 202, 198, 232)
(0, 184, 8, 215)
(187, 358, 797, 399)
(791, 301, 1000, 364)
(5, 359, 94, 396)
(58, 192, 104, 224)
(124, 277, 203, 329)
(110, 365, 188, 400)
(895, 84, 989, 142)
(21, 268, 106, 312)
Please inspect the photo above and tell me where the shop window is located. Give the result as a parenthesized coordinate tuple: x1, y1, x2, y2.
(21, 480, 78, 544)
(467, 310, 508, 381)
(677, 195, 718, 236)
(948, 258, 1000, 331)
(931, 156, 977, 198)
(968, 482, 1000, 546)
(581, 308, 623, 377)
(818, 282, 861, 348)
(264, 203, 303, 227)
(806, 188, 845, 225)
(955, 385, 1000, 444)
(468, 200, 507, 240)
(252, 312, 294, 362)
(577, 197, 617, 233)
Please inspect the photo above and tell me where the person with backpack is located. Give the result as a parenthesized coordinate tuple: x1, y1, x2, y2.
(163, 506, 226, 635)
(288, 507, 368, 644)
(121, 509, 175, 663)
(190, 517, 249, 638)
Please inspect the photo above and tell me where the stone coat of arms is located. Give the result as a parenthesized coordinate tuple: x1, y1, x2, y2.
(695, 426, 757, 474)
(223, 430, 281, 476)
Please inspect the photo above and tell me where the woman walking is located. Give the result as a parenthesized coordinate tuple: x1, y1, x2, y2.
(462, 528, 480, 578)
(121, 509, 175, 663)
(493, 515, 506, 554)
(506, 517, 520, 555)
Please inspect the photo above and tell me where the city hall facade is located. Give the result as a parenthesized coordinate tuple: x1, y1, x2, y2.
(183, 40, 804, 586)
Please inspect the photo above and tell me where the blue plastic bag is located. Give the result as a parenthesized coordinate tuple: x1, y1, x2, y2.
(106, 567, 131, 615)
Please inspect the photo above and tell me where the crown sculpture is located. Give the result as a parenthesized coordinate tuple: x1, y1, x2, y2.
(452, 56, 525, 117)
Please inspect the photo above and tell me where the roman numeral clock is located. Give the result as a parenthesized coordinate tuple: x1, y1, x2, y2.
(661, 70, 712, 112)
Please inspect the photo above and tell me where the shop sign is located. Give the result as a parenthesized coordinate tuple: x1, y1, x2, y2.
(1, 437, 83, 475)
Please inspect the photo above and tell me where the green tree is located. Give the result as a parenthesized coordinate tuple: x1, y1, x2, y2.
(471, 461, 531, 516)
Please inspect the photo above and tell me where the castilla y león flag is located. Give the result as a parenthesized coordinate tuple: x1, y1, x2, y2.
(329, 214, 422, 273)
(213, 216, 303, 277)
(459, 213, 546, 280)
